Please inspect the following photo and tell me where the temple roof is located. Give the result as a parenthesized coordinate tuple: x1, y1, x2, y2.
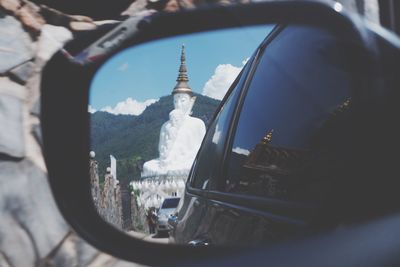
(172, 45, 193, 95)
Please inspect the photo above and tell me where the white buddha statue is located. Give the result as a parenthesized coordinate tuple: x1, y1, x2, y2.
(142, 45, 206, 178)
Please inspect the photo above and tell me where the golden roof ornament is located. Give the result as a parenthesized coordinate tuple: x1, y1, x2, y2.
(261, 129, 274, 145)
(172, 44, 193, 96)
(331, 98, 351, 116)
(338, 98, 351, 111)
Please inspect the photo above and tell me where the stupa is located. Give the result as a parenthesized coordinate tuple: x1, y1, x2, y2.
(141, 45, 206, 180)
(133, 46, 206, 210)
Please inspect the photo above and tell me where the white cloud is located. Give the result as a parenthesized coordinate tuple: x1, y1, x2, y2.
(232, 147, 250, 156)
(202, 60, 248, 100)
(100, 98, 158, 115)
(88, 105, 97, 113)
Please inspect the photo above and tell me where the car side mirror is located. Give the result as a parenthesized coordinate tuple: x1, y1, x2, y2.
(41, 1, 390, 265)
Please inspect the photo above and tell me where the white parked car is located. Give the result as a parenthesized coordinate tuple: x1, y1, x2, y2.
(156, 197, 181, 236)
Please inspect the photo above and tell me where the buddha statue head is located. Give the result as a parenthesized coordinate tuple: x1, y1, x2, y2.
(173, 93, 196, 115)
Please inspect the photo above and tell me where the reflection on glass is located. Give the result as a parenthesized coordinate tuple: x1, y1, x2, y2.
(225, 25, 352, 201)
(190, 58, 250, 190)
(88, 25, 272, 242)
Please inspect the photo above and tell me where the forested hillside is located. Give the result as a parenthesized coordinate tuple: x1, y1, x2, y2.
(90, 93, 220, 183)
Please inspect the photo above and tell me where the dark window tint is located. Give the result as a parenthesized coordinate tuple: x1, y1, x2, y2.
(161, 198, 180, 209)
(224, 25, 351, 200)
(190, 60, 253, 190)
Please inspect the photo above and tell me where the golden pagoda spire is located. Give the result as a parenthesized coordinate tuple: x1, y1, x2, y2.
(261, 129, 274, 145)
(172, 45, 193, 95)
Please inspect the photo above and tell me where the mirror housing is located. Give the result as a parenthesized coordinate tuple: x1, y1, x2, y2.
(41, 0, 390, 265)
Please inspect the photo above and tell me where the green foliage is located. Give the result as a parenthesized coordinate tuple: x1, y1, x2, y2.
(90, 94, 220, 182)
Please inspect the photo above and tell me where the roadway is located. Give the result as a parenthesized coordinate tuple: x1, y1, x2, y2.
(128, 231, 169, 244)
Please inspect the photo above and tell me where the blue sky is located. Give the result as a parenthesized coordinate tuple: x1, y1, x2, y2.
(89, 24, 274, 114)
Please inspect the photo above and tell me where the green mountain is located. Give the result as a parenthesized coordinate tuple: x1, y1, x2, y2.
(90, 93, 220, 183)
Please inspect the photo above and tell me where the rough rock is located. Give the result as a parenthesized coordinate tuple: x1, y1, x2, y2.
(9, 61, 35, 84)
(131, 194, 150, 233)
(0, 78, 26, 159)
(0, 160, 70, 266)
(0, 4, 145, 266)
(0, 14, 34, 74)
(101, 173, 124, 228)
(15, 1, 46, 33)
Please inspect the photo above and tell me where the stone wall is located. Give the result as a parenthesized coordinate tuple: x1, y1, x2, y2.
(90, 158, 124, 230)
(89, 158, 101, 211)
(0, 1, 143, 266)
(89, 157, 148, 233)
(131, 194, 150, 234)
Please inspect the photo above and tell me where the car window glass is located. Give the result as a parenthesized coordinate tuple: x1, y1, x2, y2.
(224, 25, 351, 200)
(190, 60, 253, 190)
(161, 198, 180, 208)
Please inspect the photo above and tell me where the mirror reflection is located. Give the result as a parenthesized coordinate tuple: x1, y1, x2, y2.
(89, 23, 353, 246)
(89, 25, 272, 243)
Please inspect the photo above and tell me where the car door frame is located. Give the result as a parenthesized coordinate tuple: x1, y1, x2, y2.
(184, 24, 319, 245)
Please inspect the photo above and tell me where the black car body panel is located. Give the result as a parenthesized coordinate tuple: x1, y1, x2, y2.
(170, 22, 400, 246)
